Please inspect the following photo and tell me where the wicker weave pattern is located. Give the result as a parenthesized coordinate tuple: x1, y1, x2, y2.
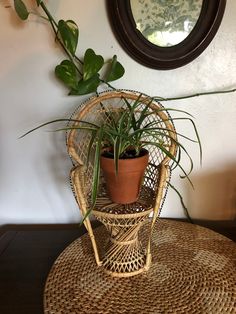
(67, 91, 175, 202)
(44, 220, 236, 314)
(67, 90, 176, 276)
(93, 207, 153, 277)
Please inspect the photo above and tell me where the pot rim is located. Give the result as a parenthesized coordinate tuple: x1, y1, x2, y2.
(101, 148, 149, 161)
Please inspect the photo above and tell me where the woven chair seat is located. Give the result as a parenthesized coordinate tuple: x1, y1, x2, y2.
(94, 184, 155, 214)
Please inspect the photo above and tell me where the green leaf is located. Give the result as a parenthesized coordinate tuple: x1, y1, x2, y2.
(142, 140, 194, 189)
(58, 20, 79, 56)
(83, 49, 104, 81)
(70, 74, 100, 95)
(79, 127, 103, 223)
(55, 60, 78, 90)
(14, 0, 29, 20)
(91, 127, 104, 206)
(114, 137, 121, 174)
(86, 130, 98, 168)
(106, 55, 125, 82)
(167, 117, 202, 166)
(19, 118, 99, 138)
(136, 97, 153, 128)
(36, 0, 41, 5)
(122, 96, 140, 131)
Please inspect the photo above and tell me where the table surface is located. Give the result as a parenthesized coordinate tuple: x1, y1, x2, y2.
(0, 220, 235, 314)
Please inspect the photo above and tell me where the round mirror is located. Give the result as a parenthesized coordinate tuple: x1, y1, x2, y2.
(130, 0, 203, 47)
(107, 0, 226, 69)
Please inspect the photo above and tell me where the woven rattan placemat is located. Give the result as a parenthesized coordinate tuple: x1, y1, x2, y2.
(44, 219, 236, 314)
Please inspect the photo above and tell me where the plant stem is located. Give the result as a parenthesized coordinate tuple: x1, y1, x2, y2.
(39, 1, 118, 89)
(100, 79, 116, 90)
(29, 11, 49, 21)
(32, 1, 120, 90)
(39, 1, 58, 27)
(154, 88, 236, 102)
(39, 1, 83, 77)
(74, 55, 83, 66)
(167, 181, 193, 224)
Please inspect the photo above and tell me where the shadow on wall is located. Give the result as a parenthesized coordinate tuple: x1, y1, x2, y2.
(188, 164, 236, 221)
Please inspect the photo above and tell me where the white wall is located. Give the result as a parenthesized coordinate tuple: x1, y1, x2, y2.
(0, 0, 236, 225)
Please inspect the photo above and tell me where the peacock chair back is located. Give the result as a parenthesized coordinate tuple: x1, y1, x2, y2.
(67, 90, 177, 277)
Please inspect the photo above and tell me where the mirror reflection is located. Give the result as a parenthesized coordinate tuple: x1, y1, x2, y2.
(130, 0, 203, 47)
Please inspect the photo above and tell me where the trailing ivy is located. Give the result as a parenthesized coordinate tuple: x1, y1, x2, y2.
(13, 0, 125, 95)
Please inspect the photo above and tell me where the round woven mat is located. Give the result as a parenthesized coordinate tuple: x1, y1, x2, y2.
(44, 220, 236, 314)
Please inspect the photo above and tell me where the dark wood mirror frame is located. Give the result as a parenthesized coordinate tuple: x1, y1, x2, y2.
(107, 0, 226, 70)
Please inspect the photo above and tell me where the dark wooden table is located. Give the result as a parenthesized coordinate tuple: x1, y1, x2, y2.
(0, 220, 235, 314)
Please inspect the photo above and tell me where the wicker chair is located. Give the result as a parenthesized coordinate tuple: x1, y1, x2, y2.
(67, 90, 177, 277)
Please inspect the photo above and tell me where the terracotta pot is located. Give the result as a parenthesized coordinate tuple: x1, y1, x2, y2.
(100, 149, 149, 204)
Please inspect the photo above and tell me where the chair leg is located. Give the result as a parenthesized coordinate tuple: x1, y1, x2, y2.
(145, 164, 169, 269)
(70, 166, 102, 267)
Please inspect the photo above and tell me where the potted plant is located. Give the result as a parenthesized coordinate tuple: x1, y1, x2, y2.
(21, 91, 200, 216)
(13, 0, 235, 218)
(11, 0, 236, 278)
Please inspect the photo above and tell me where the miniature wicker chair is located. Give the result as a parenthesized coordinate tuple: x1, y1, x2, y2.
(67, 90, 177, 277)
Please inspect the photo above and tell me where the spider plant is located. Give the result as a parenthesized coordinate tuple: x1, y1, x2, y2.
(11, 0, 235, 221)
(20, 94, 202, 215)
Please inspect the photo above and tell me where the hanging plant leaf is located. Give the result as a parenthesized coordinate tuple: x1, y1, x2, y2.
(58, 20, 79, 56)
(55, 60, 78, 90)
(106, 55, 125, 82)
(70, 74, 100, 95)
(83, 48, 104, 81)
(14, 0, 29, 20)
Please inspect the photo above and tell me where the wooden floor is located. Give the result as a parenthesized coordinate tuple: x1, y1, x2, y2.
(0, 220, 235, 314)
